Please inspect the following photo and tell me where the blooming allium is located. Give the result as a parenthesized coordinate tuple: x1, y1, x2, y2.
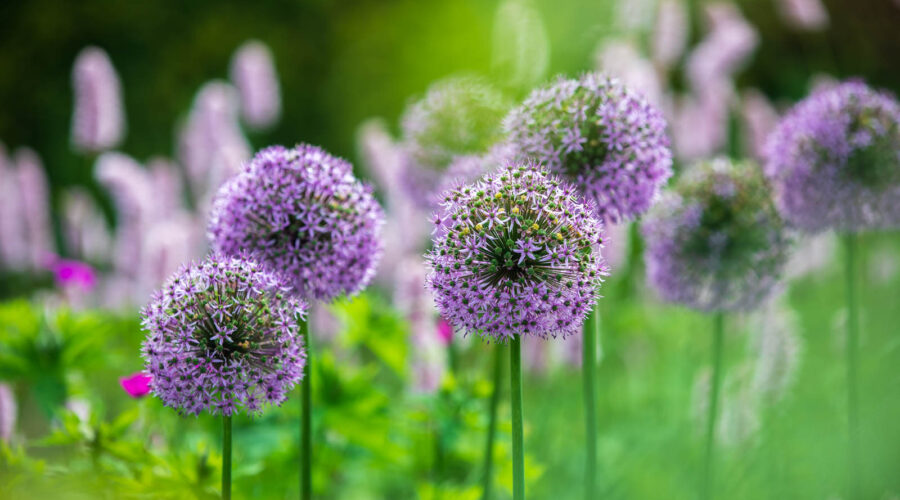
(504, 73, 673, 224)
(208, 145, 385, 301)
(425, 164, 607, 341)
(120, 372, 152, 399)
(400, 76, 510, 207)
(141, 254, 307, 416)
(229, 40, 281, 130)
(642, 158, 791, 312)
(70, 46, 125, 152)
(765, 81, 900, 232)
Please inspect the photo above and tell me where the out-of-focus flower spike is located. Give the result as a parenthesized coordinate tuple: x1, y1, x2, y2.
(14, 148, 54, 269)
(147, 157, 185, 220)
(749, 302, 803, 404)
(61, 188, 113, 264)
(652, 0, 689, 70)
(741, 89, 780, 161)
(776, 0, 829, 31)
(229, 40, 281, 130)
(70, 46, 126, 153)
(595, 40, 663, 106)
(0, 383, 16, 442)
(396, 257, 445, 394)
(0, 143, 28, 268)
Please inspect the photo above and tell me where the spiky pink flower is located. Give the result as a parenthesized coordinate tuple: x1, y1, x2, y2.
(70, 46, 126, 152)
(229, 40, 281, 130)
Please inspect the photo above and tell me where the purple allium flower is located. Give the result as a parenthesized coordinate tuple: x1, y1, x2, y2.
(400, 76, 510, 208)
(209, 145, 385, 302)
(229, 40, 281, 130)
(0, 383, 15, 442)
(141, 254, 307, 416)
(70, 46, 126, 152)
(425, 164, 608, 341)
(765, 81, 900, 233)
(642, 158, 791, 312)
(504, 73, 673, 224)
(120, 372, 153, 399)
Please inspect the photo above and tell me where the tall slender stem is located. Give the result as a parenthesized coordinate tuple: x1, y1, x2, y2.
(300, 319, 312, 500)
(510, 335, 525, 500)
(844, 233, 861, 500)
(222, 415, 232, 500)
(702, 313, 725, 500)
(583, 306, 598, 500)
(482, 345, 503, 500)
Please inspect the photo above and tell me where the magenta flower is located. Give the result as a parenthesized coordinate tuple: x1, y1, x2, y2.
(120, 372, 152, 399)
(49, 258, 97, 291)
(436, 318, 453, 346)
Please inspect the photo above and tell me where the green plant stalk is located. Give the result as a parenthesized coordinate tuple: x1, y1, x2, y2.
(510, 335, 525, 500)
(300, 319, 311, 500)
(583, 306, 598, 500)
(844, 233, 861, 500)
(702, 313, 725, 500)
(482, 345, 503, 500)
(222, 415, 232, 500)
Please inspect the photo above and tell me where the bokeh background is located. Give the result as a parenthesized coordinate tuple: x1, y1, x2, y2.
(0, 0, 899, 498)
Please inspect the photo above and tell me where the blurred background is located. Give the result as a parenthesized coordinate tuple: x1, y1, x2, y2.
(0, 0, 899, 498)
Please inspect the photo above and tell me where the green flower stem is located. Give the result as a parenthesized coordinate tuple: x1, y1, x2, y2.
(702, 313, 725, 500)
(583, 306, 599, 500)
(482, 345, 503, 500)
(300, 319, 311, 500)
(222, 415, 232, 500)
(844, 233, 861, 500)
(510, 334, 525, 500)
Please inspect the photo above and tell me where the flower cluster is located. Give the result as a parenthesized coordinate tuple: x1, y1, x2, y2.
(70, 46, 125, 152)
(208, 145, 385, 301)
(504, 72, 673, 223)
(426, 164, 607, 341)
(401, 76, 510, 207)
(765, 81, 900, 232)
(141, 254, 307, 416)
(642, 158, 791, 312)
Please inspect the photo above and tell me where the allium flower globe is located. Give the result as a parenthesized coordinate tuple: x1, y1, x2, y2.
(765, 81, 900, 232)
(642, 158, 791, 312)
(426, 164, 607, 341)
(504, 72, 672, 223)
(141, 254, 307, 416)
(401, 77, 510, 207)
(209, 145, 385, 301)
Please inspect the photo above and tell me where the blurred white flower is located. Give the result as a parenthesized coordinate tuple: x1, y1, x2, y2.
(492, 0, 550, 89)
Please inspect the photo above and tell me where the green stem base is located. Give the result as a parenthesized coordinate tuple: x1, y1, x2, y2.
(510, 335, 525, 500)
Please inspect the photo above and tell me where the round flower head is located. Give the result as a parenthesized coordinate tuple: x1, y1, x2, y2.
(401, 76, 511, 207)
(765, 81, 900, 232)
(642, 158, 791, 312)
(141, 254, 307, 416)
(209, 144, 385, 301)
(504, 72, 673, 224)
(426, 164, 607, 341)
